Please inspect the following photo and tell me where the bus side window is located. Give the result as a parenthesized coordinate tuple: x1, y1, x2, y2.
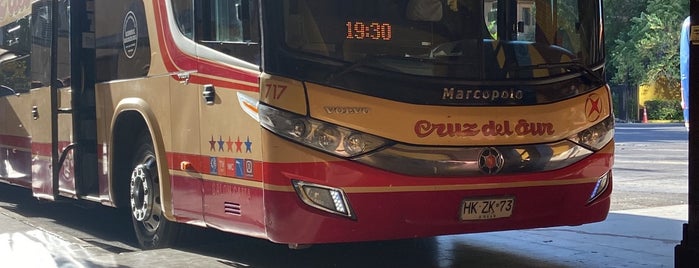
(210, 0, 243, 42)
(30, 2, 52, 88)
(0, 55, 30, 94)
(94, 0, 152, 82)
(171, 0, 194, 39)
(0, 16, 32, 94)
(195, 0, 261, 65)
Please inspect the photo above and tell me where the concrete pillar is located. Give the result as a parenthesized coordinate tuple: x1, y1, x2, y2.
(675, 1, 699, 266)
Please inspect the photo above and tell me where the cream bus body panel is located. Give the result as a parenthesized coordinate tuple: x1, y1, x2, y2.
(99, 75, 174, 214)
(95, 0, 265, 228)
(94, 0, 181, 215)
(0, 93, 32, 183)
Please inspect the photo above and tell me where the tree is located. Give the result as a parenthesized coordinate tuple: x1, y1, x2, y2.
(603, 0, 648, 80)
(607, 0, 688, 90)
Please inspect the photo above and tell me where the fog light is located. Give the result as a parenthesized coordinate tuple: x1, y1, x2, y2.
(588, 172, 610, 203)
(292, 180, 354, 219)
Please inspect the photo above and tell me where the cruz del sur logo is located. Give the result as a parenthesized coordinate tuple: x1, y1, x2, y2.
(414, 119, 555, 138)
(585, 93, 603, 122)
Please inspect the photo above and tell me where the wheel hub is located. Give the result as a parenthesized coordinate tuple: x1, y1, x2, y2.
(130, 164, 152, 222)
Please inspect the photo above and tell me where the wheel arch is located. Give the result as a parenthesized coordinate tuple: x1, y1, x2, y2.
(109, 97, 174, 221)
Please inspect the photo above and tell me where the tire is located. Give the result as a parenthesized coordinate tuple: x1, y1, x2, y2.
(129, 134, 180, 249)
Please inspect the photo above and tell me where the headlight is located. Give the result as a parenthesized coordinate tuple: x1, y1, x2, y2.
(259, 104, 390, 158)
(567, 116, 614, 151)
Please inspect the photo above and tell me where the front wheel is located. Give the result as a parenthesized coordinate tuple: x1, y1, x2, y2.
(129, 135, 180, 249)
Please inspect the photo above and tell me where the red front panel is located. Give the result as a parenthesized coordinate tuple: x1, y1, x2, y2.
(171, 175, 204, 223)
(261, 140, 613, 244)
(201, 179, 266, 238)
(168, 152, 267, 238)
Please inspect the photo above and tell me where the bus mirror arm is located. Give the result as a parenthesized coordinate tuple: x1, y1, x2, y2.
(177, 72, 190, 84)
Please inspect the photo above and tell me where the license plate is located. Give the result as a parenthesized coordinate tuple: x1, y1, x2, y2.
(460, 197, 514, 221)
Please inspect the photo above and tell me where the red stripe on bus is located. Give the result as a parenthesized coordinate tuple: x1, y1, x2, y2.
(189, 75, 258, 92)
(166, 152, 263, 182)
(26, 145, 262, 182)
(0, 135, 30, 149)
(28, 141, 75, 157)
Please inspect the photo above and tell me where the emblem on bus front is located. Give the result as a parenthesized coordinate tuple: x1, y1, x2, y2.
(323, 106, 370, 114)
(478, 147, 504, 175)
(585, 93, 602, 122)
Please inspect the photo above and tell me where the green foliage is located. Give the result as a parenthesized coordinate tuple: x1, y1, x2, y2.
(644, 99, 682, 120)
(606, 0, 688, 89)
(0, 57, 30, 93)
(604, 0, 647, 78)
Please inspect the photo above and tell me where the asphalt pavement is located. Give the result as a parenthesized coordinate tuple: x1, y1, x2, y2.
(0, 199, 686, 267)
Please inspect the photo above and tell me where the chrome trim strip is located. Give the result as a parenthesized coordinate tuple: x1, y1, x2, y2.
(354, 140, 593, 177)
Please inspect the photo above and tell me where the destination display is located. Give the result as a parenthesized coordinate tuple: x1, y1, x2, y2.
(345, 21, 392, 41)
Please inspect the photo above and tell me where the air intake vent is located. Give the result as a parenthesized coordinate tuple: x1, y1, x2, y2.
(224, 202, 241, 216)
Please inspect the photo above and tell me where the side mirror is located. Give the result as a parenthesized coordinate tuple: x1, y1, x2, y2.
(0, 85, 17, 97)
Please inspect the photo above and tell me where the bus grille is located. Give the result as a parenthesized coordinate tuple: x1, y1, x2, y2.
(224, 202, 242, 216)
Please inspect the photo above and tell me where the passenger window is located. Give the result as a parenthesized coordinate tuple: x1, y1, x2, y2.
(94, 0, 152, 82)
(170, 0, 260, 65)
(0, 55, 30, 94)
(171, 0, 194, 39)
(207, 0, 245, 42)
(0, 15, 31, 93)
(198, 0, 261, 65)
(30, 2, 52, 88)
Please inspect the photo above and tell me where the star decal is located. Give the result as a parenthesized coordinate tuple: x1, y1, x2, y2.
(235, 136, 243, 153)
(209, 136, 216, 151)
(217, 136, 225, 151)
(244, 136, 253, 153)
(226, 137, 234, 152)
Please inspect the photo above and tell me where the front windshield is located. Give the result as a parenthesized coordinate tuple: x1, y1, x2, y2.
(273, 0, 603, 80)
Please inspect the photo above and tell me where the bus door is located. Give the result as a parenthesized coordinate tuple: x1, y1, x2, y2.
(30, 0, 97, 200)
(193, 0, 262, 228)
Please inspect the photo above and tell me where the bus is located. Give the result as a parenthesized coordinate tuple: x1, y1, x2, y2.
(0, 0, 613, 249)
(681, 16, 690, 129)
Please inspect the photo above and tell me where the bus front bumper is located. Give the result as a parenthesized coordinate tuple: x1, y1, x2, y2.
(262, 144, 613, 245)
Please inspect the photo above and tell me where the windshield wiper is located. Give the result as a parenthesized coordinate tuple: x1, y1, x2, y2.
(325, 56, 375, 83)
(507, 61, 605, 84)
(325, 54, 418, 83)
